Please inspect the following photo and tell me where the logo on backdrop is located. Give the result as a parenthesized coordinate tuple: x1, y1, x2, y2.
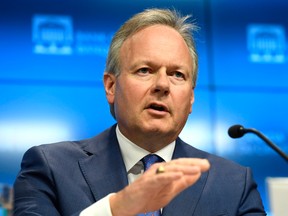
(32, 15, 73, 55)
(247, 24, 286, 63)
(32, 14, 112, 56)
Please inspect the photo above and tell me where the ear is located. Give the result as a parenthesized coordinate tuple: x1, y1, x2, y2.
(189, 89, 195, 114)
(103, 72, 116, 105)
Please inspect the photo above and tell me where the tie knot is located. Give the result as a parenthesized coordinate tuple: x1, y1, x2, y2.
(141, 154, 163, 171)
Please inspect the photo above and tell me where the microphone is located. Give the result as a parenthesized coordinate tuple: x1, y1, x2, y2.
(228, 124, 288, 162)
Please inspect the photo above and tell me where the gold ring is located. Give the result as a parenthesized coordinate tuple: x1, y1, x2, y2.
(156, 165, 165, 174)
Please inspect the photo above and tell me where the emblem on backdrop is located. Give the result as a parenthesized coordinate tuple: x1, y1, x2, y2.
(32, 15, 73, 55)
(247, 24, 286, 63)
(32, 14, 112, 56)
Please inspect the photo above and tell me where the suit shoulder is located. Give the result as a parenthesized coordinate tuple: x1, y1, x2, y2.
(23, 125, 116, 160)
(179, 139, 247, 172)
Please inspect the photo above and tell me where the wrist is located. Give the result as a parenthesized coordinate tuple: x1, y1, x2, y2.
(109, 192, 134, 216)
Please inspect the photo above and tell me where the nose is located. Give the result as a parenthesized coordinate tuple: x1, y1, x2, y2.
(152, 69, 170, 95)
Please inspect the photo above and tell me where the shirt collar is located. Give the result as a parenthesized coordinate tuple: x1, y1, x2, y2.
(116, 125, 175, 172)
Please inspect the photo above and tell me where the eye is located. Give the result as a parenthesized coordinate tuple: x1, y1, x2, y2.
(173, 71, 185, 80)
(137, 67, 150, 75)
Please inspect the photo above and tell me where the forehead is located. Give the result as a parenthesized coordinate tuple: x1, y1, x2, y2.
(120, 25, 193, 69)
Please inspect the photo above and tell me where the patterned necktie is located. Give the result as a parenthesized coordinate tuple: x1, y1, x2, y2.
(137, 154, 163, 216)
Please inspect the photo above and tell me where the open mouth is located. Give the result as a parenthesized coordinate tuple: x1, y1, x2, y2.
(148, 103, 168, 112)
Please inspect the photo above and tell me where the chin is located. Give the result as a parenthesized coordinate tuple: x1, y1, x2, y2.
(145, 125, 176, 136)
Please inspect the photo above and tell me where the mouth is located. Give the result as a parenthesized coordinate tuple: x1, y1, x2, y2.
(146, 103, 169, 112)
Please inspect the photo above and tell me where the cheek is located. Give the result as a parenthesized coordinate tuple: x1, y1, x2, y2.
(122, 80, 146, 99)
(114, 81, 137, 107)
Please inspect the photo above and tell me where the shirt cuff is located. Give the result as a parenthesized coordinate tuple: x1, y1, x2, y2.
(79, 193, 115, 216)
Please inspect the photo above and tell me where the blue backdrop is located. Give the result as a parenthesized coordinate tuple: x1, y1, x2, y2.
(0, 0, 287, 215)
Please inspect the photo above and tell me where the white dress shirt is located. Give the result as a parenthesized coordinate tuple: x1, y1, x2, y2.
(80, 125, 175, 216)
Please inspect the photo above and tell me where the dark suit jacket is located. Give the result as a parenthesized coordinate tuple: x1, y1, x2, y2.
(13, 124, 266, 216)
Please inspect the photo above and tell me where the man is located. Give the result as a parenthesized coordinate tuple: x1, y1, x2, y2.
(13, 8, 266, 215)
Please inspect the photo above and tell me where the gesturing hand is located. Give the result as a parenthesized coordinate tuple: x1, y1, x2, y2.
(110, 158, 210, 216)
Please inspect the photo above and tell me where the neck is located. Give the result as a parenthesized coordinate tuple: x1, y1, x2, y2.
(118, 127, 177, 153)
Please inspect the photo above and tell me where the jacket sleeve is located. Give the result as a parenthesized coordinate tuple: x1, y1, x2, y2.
(13, 146, 82, 216)
(238, 167, 266, 215)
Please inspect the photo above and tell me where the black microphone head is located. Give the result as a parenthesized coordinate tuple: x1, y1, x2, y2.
(228, 124, 246, 138)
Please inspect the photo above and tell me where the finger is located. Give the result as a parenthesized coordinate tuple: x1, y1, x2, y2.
(154, 163, 202, 175)
(146, 158, 210, 176)
(168, 158, 210, 171)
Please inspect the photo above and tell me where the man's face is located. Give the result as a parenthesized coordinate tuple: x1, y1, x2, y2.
(104, 24, 194, 149)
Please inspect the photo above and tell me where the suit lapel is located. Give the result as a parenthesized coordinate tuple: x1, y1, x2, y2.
(162, 138, 209, 216)
(78, 125, 128, 201)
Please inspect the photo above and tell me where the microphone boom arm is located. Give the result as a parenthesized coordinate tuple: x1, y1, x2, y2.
(244, 128, 288, 162)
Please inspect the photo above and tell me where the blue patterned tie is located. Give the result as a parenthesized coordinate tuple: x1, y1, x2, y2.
(137, 154, 163, 216)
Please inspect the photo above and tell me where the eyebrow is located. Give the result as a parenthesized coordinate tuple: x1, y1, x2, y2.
(129, 59, 190, 73)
